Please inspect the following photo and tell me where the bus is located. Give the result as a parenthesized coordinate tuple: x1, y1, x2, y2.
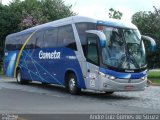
(4, 16, 156, 94)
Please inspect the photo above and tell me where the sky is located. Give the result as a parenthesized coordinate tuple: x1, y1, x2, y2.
(2, 0, 160, 21)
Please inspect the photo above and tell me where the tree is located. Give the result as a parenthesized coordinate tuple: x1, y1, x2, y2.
(0, 0, 75, 58)
(109, 8, 123, 19)
(9, 0, 75, 29)
(0, 4, 20, 57)
(132, 7, 160, 68)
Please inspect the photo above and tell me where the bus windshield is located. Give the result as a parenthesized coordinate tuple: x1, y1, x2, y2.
(99, 26, 146, 70)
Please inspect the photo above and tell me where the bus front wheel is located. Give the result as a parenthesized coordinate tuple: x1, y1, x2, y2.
(67, 73, 81, 95)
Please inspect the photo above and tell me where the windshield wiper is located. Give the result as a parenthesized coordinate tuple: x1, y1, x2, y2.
(125, 43, 140, 69)
(129, 53, 140, 69)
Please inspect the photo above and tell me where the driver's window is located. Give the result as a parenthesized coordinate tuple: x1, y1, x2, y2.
(87, 37, 99, 65)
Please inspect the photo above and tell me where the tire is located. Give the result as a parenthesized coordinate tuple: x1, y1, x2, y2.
(41, 82, 49, 86)
(16, 69, 29, 84)
(67, 73, 81, 95)
(16, 69, 23, 84)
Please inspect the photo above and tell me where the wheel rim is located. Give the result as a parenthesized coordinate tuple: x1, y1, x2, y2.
(69, 78, 76, 91)
(17, 72, 21, 83)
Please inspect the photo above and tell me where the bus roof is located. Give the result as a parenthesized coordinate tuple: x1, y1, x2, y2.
(6, 16, 137, 38)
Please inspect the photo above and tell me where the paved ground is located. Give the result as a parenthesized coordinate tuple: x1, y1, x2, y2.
(0, 77, 160, 116)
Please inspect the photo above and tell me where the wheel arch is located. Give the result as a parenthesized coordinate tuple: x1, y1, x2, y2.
(15, 66, 22, 77)
(64, 68, 82, 89)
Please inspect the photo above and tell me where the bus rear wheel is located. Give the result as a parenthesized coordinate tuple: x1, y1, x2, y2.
(16, 69, 23, 84)
(67, 73, 81, 95)
(16, 69, 29, 84)
(41, 82, 49, 86)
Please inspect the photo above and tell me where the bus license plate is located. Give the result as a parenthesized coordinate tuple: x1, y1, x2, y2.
(124, 85, 134, 90)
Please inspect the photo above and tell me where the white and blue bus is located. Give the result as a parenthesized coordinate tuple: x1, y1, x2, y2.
(4, 16, 156, 94)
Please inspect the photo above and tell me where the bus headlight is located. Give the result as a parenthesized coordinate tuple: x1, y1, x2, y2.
(98, 71, 106, 77)
(98, 71, 116, 80)
(107, 75, 116, 80)
(141, 76, 147, 80)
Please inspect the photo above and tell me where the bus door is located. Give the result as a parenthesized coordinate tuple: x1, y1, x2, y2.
(85, 34, 100, 90)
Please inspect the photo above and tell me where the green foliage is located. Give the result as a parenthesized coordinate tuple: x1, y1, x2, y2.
(148, 70, 160, 78)
(132, 7, 160, 69)
(150, 79, 160, 84)
(109, 8, 123, 19)
(0, 61, 3, 75)
(0, 0, 75, 57)
(0, 3, 20, 57)
(0, 71, 3, 75)
(148, 70, 160, 84)
(148, 71, 160, 84)
(9, 0, 75, 30)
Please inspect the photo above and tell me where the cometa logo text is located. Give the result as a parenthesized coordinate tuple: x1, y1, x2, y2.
(39, 50, 61, 59)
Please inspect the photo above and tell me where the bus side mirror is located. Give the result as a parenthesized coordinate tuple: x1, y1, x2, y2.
(86, 30, 107, 47)
(141, 35, 156, 52)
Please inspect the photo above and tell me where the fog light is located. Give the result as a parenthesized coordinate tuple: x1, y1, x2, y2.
(141, 76, 147, 80)
(98, 71, 116, 80)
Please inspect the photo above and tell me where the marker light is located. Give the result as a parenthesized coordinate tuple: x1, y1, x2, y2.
(98, 71, 116, 80)
(98, 71, 106, 77)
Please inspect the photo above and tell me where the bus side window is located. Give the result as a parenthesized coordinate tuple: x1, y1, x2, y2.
(86, 36, 99, 65)
(16, 37, 22, 50)
(76, 23, 96, 55)
(36, 31, 44, 48)
(21, 34, 29, 50)
(8, 37, 17, 51)
(25, 33, 36, 49)
(58, 25, 77, 50)
(44, 28, 58, 48)
(5, 37, 13, 51)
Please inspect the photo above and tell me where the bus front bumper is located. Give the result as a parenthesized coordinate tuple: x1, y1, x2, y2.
(99, 77, 147, 92)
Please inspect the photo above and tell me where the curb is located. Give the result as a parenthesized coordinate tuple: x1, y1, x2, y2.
(147, 79, 160, 86)
(0, 75, 15, 82)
